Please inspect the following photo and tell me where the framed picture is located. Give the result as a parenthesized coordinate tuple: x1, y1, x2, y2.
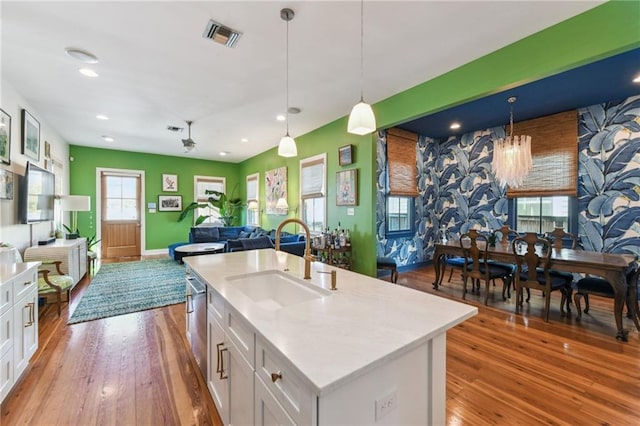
(21, 109, 40, 161)
(0, 169, 14, 200)
(338, 144, 353, 166)
(336, 168, 358, 206)
(0, 109, 11, 165)
(162, 173, 178, 192)
(158, 195, 182, 211)
(265, 167, 287, 214)
(44, 141, 51, 159)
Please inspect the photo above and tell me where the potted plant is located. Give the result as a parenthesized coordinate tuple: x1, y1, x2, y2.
(178, 189, 244, 227)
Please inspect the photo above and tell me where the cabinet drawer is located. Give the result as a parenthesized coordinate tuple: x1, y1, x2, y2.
(207, 286, 224, 323)
(13, 270, 36, 301)
(255, 372, 296, 426)
(225, 306, 254, 368)
(0, 309, 12, 356)
(0, 282, 12, 316)
(255, 337, 313, 424)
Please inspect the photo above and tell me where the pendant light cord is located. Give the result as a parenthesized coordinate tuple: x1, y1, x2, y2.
(359, 0, 364, 102)
(285, 16, 290, 136)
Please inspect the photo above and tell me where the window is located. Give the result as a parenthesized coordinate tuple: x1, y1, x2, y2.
(104, 174, 139, 220)
(515, 196, 570, 234)
(300, 154, 326, 233)
(246, 173, 259, 226)
(193, 175, 225, 225)
(387, 196, 414, 236)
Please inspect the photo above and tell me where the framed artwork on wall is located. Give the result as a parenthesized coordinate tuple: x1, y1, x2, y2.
(158, 195, 182, 211)
(162, 173, 178, 191)
(338, 144, 354, 166)
(336, 168, 358, 206)
(0, 109, 11, 165)
(0, 169, 14, 200)
(21, 109, 40, 161)
(265, 167, 287, 214)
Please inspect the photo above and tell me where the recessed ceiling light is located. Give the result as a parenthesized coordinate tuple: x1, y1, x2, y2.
(65, 47, 98, 64)
(633, 74, 640, 83)
(241, 138, 248, 143)
(219, 151, 229, 156)
(450, 122, 461, 130)
(276, 114, 286, 121)
(96, 114, 109, 120)
(102, 136, 114, 142)
(79, 68, 99, 77)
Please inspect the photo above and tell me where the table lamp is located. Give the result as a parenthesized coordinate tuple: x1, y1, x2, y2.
(60, 195, 91, 239)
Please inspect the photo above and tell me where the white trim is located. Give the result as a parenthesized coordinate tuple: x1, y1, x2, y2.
(299, 152, 327, 230)
(246, 172, 260, 226)
(96, 167, 146, 256)
(144, 248, 169, 256)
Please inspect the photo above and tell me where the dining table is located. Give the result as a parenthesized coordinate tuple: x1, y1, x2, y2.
(432, 240, 640, 341)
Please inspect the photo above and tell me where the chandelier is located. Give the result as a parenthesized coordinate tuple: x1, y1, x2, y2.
(492, 96, 532, 188)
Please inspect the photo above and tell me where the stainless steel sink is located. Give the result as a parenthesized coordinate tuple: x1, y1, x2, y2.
(226, 270, 332, 310)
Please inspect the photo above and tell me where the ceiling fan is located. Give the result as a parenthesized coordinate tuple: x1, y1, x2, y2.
(182, 120, 196, 153)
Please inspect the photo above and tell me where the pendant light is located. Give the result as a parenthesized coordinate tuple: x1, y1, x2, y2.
(278, 8, 297, 157)
(491, 97, 533, 188)
(347, 0, 376, 136)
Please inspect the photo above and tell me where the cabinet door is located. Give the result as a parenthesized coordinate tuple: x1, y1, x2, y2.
(13, 287, 38, 379)
(0, 309, 13, 357)
(0, 348, 14, 403)
(78, 239, 88, 278)
(255, 375, 296, 426)
(228, 339, 254, 426)
(207, 313, 228, 425)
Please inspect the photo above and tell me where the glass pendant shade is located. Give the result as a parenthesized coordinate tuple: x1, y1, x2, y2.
(347, 101, 376, 135)
(492, 134, 533, 188)
(278, 134, 297, 157)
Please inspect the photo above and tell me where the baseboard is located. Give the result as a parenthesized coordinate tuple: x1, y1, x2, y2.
(144, 248, 169, 256)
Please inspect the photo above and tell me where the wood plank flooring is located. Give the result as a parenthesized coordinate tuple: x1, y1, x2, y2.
(2, 258, 639, 425)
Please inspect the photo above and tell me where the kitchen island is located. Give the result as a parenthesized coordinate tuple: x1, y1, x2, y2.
(185, 249, 476, 425)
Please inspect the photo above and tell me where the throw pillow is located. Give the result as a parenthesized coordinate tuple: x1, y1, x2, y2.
(239, 231, 250, 238)
(193, 227, 219, 242)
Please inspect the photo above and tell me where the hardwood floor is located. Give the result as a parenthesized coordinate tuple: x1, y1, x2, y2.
(2, 259, 639, 425)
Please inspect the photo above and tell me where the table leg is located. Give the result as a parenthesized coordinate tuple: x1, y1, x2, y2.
(606, 270, 628, 341)
(433, 248, 444, 290)
(625, 276, 640, 332)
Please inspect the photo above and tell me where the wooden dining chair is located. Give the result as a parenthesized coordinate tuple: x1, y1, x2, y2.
(512, 233, 572, 322)
(489, 225, 519, 299)
(574, 264, 640, 332)
(459, 229, 513, 305)
(545, 227, 578, 250)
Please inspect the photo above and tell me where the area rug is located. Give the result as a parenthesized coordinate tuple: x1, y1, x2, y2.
(68, 259, 186, 324)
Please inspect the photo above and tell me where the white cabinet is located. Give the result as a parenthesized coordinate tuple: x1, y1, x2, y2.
(207, 308, 229, 424)
(0, 263, 39, 403)
(24, 238, 87, 289)
(255, 372, 295, 426)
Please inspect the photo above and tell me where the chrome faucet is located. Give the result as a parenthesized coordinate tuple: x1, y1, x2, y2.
(275, 218, 314, 279)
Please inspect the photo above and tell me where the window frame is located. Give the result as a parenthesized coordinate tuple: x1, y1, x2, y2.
(246, 172, 259, 226)
(508, 196, 577, 235)
(299, 153, 326, 233)
(385, 195, 415, 238)
(193, 175, 226, 225)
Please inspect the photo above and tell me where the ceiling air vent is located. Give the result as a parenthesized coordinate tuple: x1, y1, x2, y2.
(203, 19, 242, 48)
(167, 126, 183, 132)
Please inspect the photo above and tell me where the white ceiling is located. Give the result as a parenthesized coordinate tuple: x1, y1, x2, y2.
(1, 1, 604, 163)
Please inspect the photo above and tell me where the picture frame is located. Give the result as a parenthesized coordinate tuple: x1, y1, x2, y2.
(44, 140, 51, 159)
(336, 168, 358, 206)
(158, 195, 182, 211)
(162, 173, 178, 192)
(21, 109, 40, 161)
(338, 144, 354, 166)
(0, 169, 14, 200)
(0, 109, 11, 165)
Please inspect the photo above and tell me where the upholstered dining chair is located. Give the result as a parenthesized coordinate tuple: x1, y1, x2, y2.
(459, 229, 513, 305)
(574, 263, 640, 332)
(544, 227, 580, 306)
(38, 260, 74, 317)
(512, 233, 572, 322)
(489, 225, 519, 299)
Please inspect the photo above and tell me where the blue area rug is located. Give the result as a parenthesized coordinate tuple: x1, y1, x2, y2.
(68, 259, 186, 324)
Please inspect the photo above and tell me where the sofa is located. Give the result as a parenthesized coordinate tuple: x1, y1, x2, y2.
(185, 225, 306, 257)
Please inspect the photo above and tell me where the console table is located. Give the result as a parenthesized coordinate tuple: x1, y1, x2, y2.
(313, 246, 352, 270)
(24, 239, 87, 289)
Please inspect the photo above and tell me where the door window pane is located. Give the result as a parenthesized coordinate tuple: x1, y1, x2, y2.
(105, 176, 138, 220)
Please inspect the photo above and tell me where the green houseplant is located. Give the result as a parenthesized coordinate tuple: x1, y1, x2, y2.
(178, 190, 244, 227)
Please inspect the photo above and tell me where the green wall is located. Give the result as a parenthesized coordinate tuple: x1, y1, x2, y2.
(68, 145, 240, 251)
(68, 1, 639, 276)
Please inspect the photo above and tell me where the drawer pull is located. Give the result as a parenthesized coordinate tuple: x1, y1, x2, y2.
(216, 343, 224, 373)
(219, 347, 228, 380)
(271, 371, 282, 383)
(23, 281, 31, 286)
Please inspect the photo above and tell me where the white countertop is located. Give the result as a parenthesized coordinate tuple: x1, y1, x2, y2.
(0, 262, 41, 283)
(185, 249, 477, 394)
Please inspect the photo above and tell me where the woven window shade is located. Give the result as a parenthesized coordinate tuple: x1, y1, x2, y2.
(387, 128, 419, 196)
(507, 110, 578, 198)
(301, 158, 325, 199)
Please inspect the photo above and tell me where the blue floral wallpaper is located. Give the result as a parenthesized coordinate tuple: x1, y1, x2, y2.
(376, 95, 640, 267)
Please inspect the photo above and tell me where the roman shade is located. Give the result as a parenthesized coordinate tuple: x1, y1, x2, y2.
(301, 157, 325, 199)
(246, 173, 258, 203)
(506, 110, 578, 198)
(195, 176, 224, 199)
(387, 128, 419, 196)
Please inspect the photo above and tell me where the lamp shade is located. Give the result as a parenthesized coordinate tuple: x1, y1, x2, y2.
(60, 195, 91, 212)
(247, 200, 259, 211)
(278, 134, 297, 157)
(275, 197, 289, 210)
(347, 101, 376, 135)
